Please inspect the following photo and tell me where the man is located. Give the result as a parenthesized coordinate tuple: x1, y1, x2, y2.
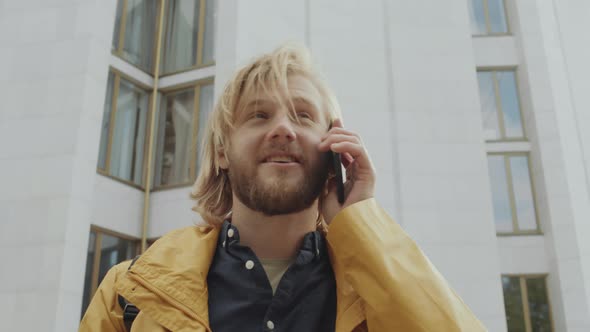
(80, 44, 485, 331)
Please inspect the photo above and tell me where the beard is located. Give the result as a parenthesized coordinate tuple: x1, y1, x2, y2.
(226, 151, 330, 216)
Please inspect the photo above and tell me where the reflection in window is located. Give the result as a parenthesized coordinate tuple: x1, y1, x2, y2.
(98, 72, 115, 170)
(487, 155, 512, 233)
(81, 228, 139, 318)
(526, 278, 552, 331)
(111, 78, 149, 185)
(502, 276, 552, 332)
(487, 0, 508, 34)
(477, 70, 524, 141)
(112, 0, 158, 72)
(502, 276, 526, 332)
(509, 156, 537, 231)
(468, 0, 508, 35)
(111, 0, 124, 51)
(468, 0, 487, 35)
(161, 0, 216, 74)
(487, 154, 538, 234)
(154, 82, 214, 187)
(97, 72, 150, 187)
(477, 71, 501, 140)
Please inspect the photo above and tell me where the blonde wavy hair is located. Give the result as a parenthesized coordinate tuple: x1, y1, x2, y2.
(190, 43, 343, 227)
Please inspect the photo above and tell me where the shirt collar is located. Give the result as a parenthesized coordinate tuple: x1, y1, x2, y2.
(218, 219, 324, 264)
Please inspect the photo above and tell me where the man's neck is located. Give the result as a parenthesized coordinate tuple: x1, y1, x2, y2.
(229, 197, 319, 260)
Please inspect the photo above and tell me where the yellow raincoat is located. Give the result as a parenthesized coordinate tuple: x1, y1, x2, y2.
(80, 199, 486, 331)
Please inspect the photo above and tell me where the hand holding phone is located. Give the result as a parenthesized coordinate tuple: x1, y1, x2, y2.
(320, 118, 376, 224)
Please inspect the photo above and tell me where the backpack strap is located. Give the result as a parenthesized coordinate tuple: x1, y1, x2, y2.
(118, 255, 141, 331)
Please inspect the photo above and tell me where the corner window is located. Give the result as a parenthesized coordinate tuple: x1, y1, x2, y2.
(97, 72, 150, 188)
(153, 81, 214, 188)
(112, 0, 159, 73)
(81, 227, 139, 317)
(160, 0, 216, 75)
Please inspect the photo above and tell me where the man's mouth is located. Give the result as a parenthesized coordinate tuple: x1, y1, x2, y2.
(262, 154, 300, 164)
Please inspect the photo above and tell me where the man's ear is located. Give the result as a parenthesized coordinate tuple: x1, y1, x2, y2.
(217, 148, 229, 170)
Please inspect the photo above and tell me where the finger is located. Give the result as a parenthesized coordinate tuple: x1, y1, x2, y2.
(332, 118, 344, 128)
(318, 134, 361, 151)
(322, 127, 361, 141)
(330, 142, 372, 171)
(341, 152, 354, 168)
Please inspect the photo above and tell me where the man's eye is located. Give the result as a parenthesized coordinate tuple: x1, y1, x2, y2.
(252, 111, 268, 119)
(297, 112, 312, 120)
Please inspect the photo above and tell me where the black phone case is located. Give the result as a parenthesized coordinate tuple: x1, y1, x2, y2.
(332, 152, 345, 204)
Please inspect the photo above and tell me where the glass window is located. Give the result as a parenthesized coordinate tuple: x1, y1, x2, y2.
(502, 276, 553, 332)
(477, 71, 501, 140)
(487, 154, 539, 234)
(110, 78, 149, 186)
(111, 0, 158, 73)
(468, 0, 487, 35)
(202, 0, 216, 64)
(97, 72, 150, 187)
(502, 276, 526, 332)
(509, 156, 537, 231)
(487, 155, 513, 233)
(469, 0, 509, 35)
(122, 0, 158, 72)
(488, 0, 508, 34)
(112, 0, 124, 51)
(161, 0, 215, 74)
(154, 82, 214, 188)
(155, 88, 195, 187)
(80, 229, 139, 318)
(497, 71, 524, 138)
(98, 72, 115, 171)
(476, 70, 524, 141)
(526, 277, 552, 331)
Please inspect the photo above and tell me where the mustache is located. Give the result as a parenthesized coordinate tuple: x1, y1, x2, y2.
(258, 144, 305, 163)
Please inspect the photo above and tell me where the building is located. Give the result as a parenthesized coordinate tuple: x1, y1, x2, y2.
(1, 0, 589, 331)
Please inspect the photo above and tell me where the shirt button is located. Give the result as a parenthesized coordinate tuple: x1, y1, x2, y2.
(227, 228, 235, 238)
(245, 260, 255, 270)
(266, 320, 275, 330)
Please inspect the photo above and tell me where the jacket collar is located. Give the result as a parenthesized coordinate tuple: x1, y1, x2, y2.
(117, 226, 220, 331)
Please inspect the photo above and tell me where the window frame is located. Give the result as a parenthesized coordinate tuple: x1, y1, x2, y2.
(477, 67, 527, 143)
(82, 225, 140, 317)
(152, 77, 215, 191)
(501, 274, 554, 332)
(159, 0, 216, 77)
(488, 152, 541, 236)
(97, 68, 154, 190)
(111, 0, 163, 75)
(471, 0, 511, 37)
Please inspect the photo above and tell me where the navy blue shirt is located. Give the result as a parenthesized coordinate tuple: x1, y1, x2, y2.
(207, 220, 337, 332)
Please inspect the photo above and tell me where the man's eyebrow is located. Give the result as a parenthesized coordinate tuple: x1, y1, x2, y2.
(290, 97, 319, 112)
(243, 99, 274, 109)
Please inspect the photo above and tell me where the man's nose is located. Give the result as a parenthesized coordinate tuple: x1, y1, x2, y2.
(267, 114, 297, 142)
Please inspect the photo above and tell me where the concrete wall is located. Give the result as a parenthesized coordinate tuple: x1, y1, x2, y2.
(0, 0, 117, 331)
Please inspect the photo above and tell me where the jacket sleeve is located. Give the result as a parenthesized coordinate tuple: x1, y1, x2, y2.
(326, 198, 486, 331)
(79, 262, 128, 332)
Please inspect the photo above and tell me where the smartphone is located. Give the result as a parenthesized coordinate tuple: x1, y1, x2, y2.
(328, 121, 345, 204)
(331, 151, 345, 204)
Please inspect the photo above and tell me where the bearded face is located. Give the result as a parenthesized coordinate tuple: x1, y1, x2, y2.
(225, 142, 330, 216)
(219, 75, 331, 216)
